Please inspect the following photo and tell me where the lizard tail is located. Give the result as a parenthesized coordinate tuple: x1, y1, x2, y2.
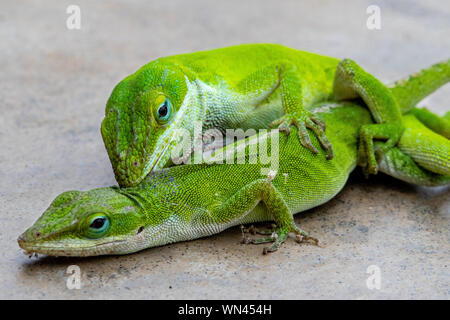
(444, 111, 450, 121)
(407, 107, 450, 139)
(389, 58, 450, 113)
(398, 114, 450, 176)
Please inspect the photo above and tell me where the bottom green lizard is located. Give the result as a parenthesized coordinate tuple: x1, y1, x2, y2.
(18, 101, 449, 256)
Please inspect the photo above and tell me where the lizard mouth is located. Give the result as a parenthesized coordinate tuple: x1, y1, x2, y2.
(150, 138, 173, 173)
(135, 133, 175, 184)
(18, 236, 128, 257)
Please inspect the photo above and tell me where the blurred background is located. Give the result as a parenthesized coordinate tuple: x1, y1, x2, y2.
(1, 0, 449, 299)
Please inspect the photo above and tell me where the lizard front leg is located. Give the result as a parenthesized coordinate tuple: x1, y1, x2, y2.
(213, 176, 317, 254)
(272, 62, 333, 160)
(333, 59, 404, 176)
(236, 62, 333, 159)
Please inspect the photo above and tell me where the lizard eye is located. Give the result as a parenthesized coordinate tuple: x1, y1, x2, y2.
(154, 96, 173, 124)
(84, 213, 110, 239)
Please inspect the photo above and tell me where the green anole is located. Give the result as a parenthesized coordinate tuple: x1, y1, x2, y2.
(18, 101, 449, 257)
(101, 44, 450, 187)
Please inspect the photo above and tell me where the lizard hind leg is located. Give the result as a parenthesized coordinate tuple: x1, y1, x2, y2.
(358, 123, 404, 176)
(333, 59, 404, 176)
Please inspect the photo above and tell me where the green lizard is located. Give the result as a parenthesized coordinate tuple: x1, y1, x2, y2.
(18, 101, 450, 256)
(101, 43, 450, 187)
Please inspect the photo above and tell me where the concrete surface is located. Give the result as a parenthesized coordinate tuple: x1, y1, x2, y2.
(1, 0, 449, 299)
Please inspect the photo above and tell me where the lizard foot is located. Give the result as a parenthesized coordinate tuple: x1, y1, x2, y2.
(241, 223, 319, 254)
(270, 113, 333, 160)
(357, 123, 404, 177)
(241, 224, 277, 236)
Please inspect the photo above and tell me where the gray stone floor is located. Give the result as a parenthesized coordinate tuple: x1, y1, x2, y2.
(1, 0, 449, 299)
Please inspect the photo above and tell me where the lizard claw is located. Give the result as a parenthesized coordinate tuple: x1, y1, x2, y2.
(270, 113, 333, 159)
(310, 116, 326, 131)
(295, 234, 319, 246)
(357, 123, 403, 177)
(241, 222, 320, 254)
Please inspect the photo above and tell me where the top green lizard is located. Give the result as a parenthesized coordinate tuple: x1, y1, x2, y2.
(101, 43, 450, 187)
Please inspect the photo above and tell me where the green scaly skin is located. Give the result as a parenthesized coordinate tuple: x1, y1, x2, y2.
(101, 43, 450, 187)
(18, 102, 450, 257)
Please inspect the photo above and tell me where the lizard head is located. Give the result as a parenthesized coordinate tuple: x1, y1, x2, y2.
(17, 187, 148, 256)
(101, 59, 197, 187)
